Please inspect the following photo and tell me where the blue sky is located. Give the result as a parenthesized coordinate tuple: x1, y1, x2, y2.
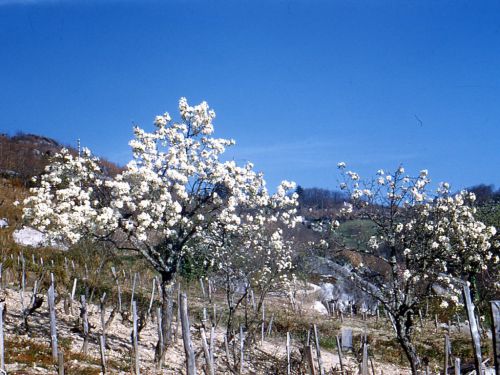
(1, 0, 499, 191)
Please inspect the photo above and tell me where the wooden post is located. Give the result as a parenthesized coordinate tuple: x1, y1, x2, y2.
(210, 327, 215, 369)
(286, 332, 291, 375)
(48, 283, 58, 362)
(212, 303, 217, 327)
(0, 303, 5, 373)
(58, 351, 64, 375)
(100, 292, 107, 347)
(174, 284, 181, 342)
(200, 278, 206, 299)
(261, 302, 265, 346)
(491, 300, 500, 374)
(454, 358, 460, 375)
(443, 335, 450, 375)
(239, 325, 245, 374)
(313, 324, 324, 375)
(463, 284, 482, 375)
(99, 334, 107, 374)
(224, 334, 231, 367)
(147, 277, 156, 317)
(81, 295, 89, 355)
(180, 293, 196, 375)
(336, 335, 344, 375)
(132, 300, 139, 375)
(21, 254, 26, 307)
(207, 278, 212, 303)
(305, 345, 316, 375)
(202, 307, 208, 327)
(267, 314, 274, 337)
(130, 273, 137, 314)
(361, 342, 368, 375)
(71, 278, 77, 302)
(201, 327, 214, 375)
(111, 267, 122, 312)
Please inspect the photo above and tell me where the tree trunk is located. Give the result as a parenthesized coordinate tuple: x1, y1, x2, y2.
(154, 273, 175, 364)
(395, 318, 420, 375)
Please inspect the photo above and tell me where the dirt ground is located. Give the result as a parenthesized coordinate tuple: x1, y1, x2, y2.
(0, 285, 412, 374)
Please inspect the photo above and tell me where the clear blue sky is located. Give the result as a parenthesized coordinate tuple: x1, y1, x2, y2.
(1, 0, 499, 191)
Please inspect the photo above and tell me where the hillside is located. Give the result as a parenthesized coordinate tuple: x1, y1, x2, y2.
(0, 131, 497, 375)
(0, 133, 122, 185)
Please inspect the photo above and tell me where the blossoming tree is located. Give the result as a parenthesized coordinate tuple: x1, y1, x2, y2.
(328, 164, 497, 374)
(205, 178, 299, 338)
(23, 98, 298, 362)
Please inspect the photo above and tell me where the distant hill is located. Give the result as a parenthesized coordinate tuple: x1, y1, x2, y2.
(0, 132, 122, 185)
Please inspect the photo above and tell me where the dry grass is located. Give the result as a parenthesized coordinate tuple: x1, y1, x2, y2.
(5, 336, 127, 374)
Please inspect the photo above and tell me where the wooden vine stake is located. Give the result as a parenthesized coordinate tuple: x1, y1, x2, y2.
(111, 267, 122, 313)
(209, 326, 215, 372)
(454, 358, 460, 375)
(261, 302, 265, 346)
(147, 277, 156, 317)
(491, 300, 500, 374)
(305, 344, 316, 375)
(100, 292, 107, 347)
(313, 324, 324, 375)
(240, 325, 245, 374)
(361, 342, 368, 375)
(58, 351, 64, 375)
(0, 303, 5, 373)
(132, 300, 140, 375)
(48, 283, 59, 363)
(131, 300, 141, 375)
(336, 335, 344, 375)
(99, 334, 107, 374)
(71, 278, 77, 302)
(286, 332, 291, 375)
(200, 278, 206, 300)
(180, 293, 196, 375)
(130, 273, 137, 314)
(463, 283, 482, 375)
(201, 327, 214, 375)
(444, 334, 450, 375)
(81, 295, 89, 355)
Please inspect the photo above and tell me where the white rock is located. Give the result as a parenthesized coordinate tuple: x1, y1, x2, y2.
(12, 226, 67, 250)
(313, 300, 328, 315)
(319, 283, 334, 302)
(0, 218, 8, 228)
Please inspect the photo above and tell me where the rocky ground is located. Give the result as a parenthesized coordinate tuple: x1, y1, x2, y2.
(0, 284, 413, 374)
